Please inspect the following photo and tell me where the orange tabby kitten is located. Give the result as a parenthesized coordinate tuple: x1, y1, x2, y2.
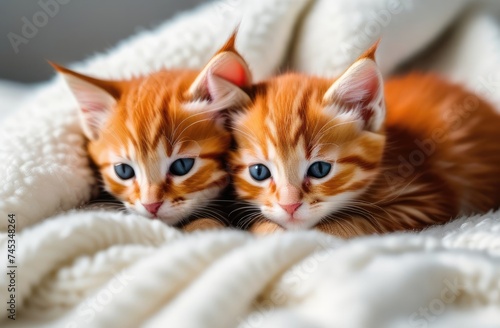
(229, 44, 500, 237)
(53, 34, 252, 227)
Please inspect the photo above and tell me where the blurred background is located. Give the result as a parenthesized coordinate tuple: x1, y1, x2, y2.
(0, 0, 208, 83)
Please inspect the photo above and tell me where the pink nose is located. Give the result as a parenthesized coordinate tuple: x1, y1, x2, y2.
(143, 202, 163, 215)
(279, 203, 302, 215)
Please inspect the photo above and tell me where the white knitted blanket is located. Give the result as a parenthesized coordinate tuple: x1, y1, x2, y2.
(1, 0, 500, 327)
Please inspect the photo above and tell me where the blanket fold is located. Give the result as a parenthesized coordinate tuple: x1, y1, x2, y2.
(1, 0, 500, 327)
(1, 211, 500, 327)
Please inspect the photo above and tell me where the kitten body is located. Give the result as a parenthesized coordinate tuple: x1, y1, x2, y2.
(230, 47, 500, 237)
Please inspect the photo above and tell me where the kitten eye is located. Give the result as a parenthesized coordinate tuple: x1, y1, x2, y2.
(249, 164, 271, 181)
(114, 163, 135, 180)
(170, 158, 195, 176)
(307, 161, 332, 179)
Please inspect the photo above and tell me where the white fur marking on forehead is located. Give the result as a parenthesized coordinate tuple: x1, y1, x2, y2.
(289, 114, 303, 137)
(265, 140, 276, 160)
(125, 118, 137, 141)
(265, 117, 278, 139)
(144, 143, 166, 183)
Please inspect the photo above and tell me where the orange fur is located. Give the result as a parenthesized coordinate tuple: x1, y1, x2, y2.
(55, 33, 252, 226)
(230, 54, 500, 237)
(70, 69, 232, 225)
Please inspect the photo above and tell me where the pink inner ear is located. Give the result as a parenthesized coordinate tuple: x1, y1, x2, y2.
(214, 60, 247, 87)
(341, 70, 380, 123)
(79, 96, 110, 113)
(359, 73, 380, 108)
(351, 69, 379, 104)
(333, 62, 381, 110)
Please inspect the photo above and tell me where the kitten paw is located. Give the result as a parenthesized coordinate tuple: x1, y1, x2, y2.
(248, 220, 284, 234)
(181, 218, 226, 232)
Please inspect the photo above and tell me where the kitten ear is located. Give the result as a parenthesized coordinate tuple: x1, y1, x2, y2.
(187, 32, 252, 112)
(51, 62, 122, 140)
(323, 43, 385, 132)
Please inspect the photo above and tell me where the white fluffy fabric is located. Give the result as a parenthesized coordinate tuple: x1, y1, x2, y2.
(1, 0, 500, 327)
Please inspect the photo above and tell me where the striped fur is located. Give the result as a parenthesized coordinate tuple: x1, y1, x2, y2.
(230, 49, 500, 237)
(55, 34, 252, 225)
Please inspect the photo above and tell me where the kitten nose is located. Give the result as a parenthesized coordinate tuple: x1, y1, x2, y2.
(279, 203, 302, 215)
(143, 202, 163, 215)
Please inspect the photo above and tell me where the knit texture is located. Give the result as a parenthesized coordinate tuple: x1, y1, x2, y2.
(1, 0, 500, 327)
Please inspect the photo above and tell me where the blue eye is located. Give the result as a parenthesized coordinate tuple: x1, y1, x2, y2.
(114, 163, 135, 180)
(170, 158, 195, 176)
(307, 161, 332, 179)
(249, 164, 271, 181)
